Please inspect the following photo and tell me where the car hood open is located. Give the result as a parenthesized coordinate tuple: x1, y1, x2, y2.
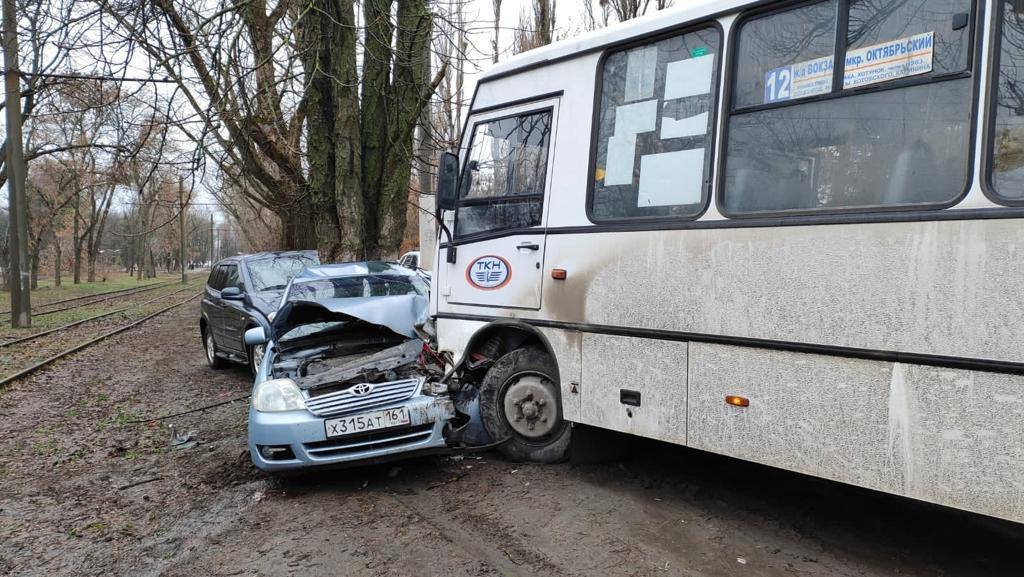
(270, 294, 428, 342)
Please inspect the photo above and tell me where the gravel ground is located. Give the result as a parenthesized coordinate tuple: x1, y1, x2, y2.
(1, 302, 1021, 577)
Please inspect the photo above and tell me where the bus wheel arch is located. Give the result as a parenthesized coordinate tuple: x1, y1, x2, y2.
(457, 321, 558, 380)
(459, 322, 570, 463)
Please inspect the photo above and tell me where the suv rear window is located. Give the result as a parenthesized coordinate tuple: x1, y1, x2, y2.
(207, 266, 226, 290)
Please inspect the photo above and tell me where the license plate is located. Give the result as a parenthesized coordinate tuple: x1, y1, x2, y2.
(324, 407, 411, 438)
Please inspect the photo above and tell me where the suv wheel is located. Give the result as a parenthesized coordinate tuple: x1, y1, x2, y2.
(479, 347, 571, 463)
(204, 328, 227, 369)
(248, 343, 265, 376)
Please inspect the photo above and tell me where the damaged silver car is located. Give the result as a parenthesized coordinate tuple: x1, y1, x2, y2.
(244, 262, 481, 471)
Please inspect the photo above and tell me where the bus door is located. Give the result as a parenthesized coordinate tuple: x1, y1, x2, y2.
(441, 100, 559, 310)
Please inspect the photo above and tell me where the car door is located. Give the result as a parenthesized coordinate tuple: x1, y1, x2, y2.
(203, 265, 227, 343)
(441, 101, 558, 309)
(218, 263, 247, 354)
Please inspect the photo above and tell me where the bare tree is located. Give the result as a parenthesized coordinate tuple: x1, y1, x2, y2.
(580, 0, 672, 27)
(94, 0, 312, 250)
(1, 0, 122, 189)
(492, 0, 503, 63)
(92, 0, 453, 261)
(22, 157, 84, 288)
(601, 0, 673, 22)
(515, 0, 556, 54)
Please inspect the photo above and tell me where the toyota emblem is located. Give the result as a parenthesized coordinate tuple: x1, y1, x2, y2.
(350, 383, 374, 396)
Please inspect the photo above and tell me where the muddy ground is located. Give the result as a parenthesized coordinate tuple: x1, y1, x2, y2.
(1, 303, 1021, 577)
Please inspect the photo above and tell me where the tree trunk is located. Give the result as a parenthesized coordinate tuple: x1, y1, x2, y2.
(85, 228, 95, 282)
(360, 0, 394, 257)
(73, 192, 81, 284)
(299, 0, 435, 262)
(30, 252, 39, 290)
(276, 199, 319, 251)
(54, 238, 61, 287)
(301, 0, 362, 262)
(492, 0, 502, 63)
(87, 185, 114, 283)
(87, 248, 97, 282)
(376, 0, 433, 257)
(136, 235, 144, 281)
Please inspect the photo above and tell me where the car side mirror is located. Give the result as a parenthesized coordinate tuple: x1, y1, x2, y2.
(221, 286, 244, 300)
(244, 326, 268, 346)
(437, 151, 459, 211)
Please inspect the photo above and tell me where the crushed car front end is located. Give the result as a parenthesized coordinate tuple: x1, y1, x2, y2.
(249, 373, 455, 471)
(246, 265, 459, 472)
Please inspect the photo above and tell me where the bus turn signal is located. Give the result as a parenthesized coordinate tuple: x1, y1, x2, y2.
(551, 269, 567, 280)
(725, 395, 749, 407)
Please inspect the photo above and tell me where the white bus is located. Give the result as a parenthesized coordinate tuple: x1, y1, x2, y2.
(429, 0, 1024, 524)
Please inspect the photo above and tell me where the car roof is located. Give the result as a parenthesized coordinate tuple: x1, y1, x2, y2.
(240, 250, 318, 262)
(214, 250, 318, 266)
(293, 261, 418, 281)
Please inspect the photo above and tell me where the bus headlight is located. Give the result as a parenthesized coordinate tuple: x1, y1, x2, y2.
(253, 378, 305, 412)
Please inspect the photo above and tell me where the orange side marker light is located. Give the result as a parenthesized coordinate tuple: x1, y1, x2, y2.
(551, 268, 567, 280)
(725, 395, 749, 407)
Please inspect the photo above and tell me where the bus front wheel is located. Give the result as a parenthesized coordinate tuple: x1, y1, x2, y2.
(479, 347, 571, 463)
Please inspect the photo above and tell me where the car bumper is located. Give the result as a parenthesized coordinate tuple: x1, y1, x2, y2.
(248, 394, 455, 471)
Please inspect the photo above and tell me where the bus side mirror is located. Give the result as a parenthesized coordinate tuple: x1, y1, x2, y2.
(437, 152, 459, 211)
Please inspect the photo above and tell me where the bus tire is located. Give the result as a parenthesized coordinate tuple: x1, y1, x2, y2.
(479, 346, 570, 463)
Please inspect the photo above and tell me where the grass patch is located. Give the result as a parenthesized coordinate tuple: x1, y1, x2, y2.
(33, 439, 58, 457)
(0, 276, 204, 342)
(96, 405, 140, 431)
(0, 271, 180, 305)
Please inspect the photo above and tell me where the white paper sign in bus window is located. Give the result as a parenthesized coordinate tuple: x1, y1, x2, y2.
(842, 31, 933, 89)
(763, 55, 833, 104)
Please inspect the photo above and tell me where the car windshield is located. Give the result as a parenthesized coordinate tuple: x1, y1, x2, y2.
(285, 274, 427, 304)
(247, 255, 318, 292)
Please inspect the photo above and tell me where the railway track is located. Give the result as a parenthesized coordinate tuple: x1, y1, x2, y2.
(0, 285, 203, 390)
(0, 279, 179, 320)
(0, 284, 197, 350)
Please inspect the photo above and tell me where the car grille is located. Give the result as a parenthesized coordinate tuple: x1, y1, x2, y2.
(303, 424, 434, 459)
(304, 377, 422, 417)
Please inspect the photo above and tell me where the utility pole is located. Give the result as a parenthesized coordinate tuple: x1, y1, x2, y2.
(209, 214, 215, 265)
(178, 180, 187, 284)
(3, 0, 31, 328)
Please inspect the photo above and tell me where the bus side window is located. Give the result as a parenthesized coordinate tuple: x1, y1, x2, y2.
(723, 0, 975, 215)
(455, 111, 553, 237)
(590, 28, 721, 222)
(988, 0, 1024, 204)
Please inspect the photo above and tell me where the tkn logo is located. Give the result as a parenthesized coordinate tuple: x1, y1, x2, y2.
(467, 255, 511, 290)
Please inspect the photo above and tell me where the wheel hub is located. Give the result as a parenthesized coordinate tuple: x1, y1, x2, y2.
(252, 344, 265, 371)
(503, 374, 559, 439)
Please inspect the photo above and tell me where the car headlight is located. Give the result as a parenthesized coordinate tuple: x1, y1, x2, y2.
(253, 378, 305, 412)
